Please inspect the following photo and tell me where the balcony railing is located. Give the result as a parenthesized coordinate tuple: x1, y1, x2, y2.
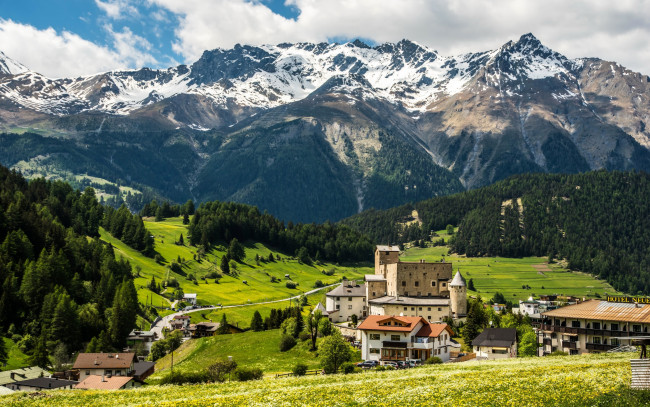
(540, 324, 642, 337)
(562, 341, 578, 350)
(382, 341, 407, 348)
(586, 343, 616, 351)
(543, 338, 552, 346)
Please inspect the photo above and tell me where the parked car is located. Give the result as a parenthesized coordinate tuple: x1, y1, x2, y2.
(396, 361, 409, 369)
(356, 360, 379, 369)
(408, 360, 422, 368)
(382, 361, 398, 368)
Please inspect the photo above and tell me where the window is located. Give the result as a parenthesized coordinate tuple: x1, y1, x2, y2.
(391, 335, 401, 341)
(336, 305, 340, 310)
(372, 292, 376, 297)
(348, 297, 352, 301)
(85, 370, 90, 375)
(611, 323, 619, 331)
(348, 305, 352, 310)
(369, 334, 380, 340)
(105, 370, 112, 375)
(415, 281, 419, 287)
(634, 325, 642, 333)
(431, 281, 436, 287)
(593, 336, 601, 344)
(418, 307, 422, 311)
(427, 315, 431, 319)
(427, 307, 431, 311)
(411, 307, 415, 311)
(593, 322, 601, 330)
(405, 292, 409, 296)
(611, 338, 620, 346)
(336, 297, 340, 301)
(369, 348, 380, 354)
(442, 283, 446, 288)
(571, 321, 581, 328)
(438, 308, 442, 311)
(402, 281, 406, 287)
(403, 307, 407, 311)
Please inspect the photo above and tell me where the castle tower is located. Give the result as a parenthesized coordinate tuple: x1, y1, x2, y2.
(374, 245, 400, 276)
(449, 270, 467, 317)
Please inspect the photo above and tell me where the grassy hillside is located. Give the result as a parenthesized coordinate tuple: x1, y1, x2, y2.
(400, 231, 619, 301)
(0, 338, 29, 371)
(150, 329, 344, 379)
(2, 353, 647, 406)
(102, 217, 371, 310)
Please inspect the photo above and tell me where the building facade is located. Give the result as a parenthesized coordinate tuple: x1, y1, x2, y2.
(325, 280, 367, 323)
(358, 315, 454, 363)
(72, 353, 135, 381)
(539, 299, 650, 355)
(472, 328, 518, 360)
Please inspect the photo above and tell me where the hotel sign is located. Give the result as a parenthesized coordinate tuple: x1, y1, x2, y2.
(607, 296, 650, 304)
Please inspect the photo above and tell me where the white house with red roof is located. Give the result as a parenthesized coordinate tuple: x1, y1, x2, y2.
(358, 315, 454, 363)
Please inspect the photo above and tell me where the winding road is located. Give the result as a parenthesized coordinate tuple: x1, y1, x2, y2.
(150, 284, 337, 341)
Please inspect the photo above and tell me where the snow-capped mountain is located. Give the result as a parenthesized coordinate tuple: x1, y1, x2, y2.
(1, 33, 650, 222)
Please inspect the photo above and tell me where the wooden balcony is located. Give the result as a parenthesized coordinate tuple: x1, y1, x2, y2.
(562, 341, 578, 350)
(586, 343, 616, 351)
(382, 341, 407, 349)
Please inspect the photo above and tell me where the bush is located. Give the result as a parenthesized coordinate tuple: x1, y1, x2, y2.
(341, 362, 356, 374)
(425, 356, 443, 364)
(285, 281, 297, 289)
(233, 367, 263, 381)
(298, 331, 311, 342)
(550, 350, 569, 357)
(322, 268, 335, 276)
(207, 359, 238, 382)
(292, 363, 308, 376)
(375, 366, 386, 371)
(313, 280, 324, 288)
(279, 334, 297, 352)
(159, 371, 210, 385)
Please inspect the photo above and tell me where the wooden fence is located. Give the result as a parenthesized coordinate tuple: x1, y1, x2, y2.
(449, 352, 476, 363)
(275, 369, 322, 378)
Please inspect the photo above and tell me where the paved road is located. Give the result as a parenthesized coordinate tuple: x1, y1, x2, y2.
(150, 284, 337, 341)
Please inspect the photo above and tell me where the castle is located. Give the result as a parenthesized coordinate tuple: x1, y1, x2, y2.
(325, 245, 467, 323)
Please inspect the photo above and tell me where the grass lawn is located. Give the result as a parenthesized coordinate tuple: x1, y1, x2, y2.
(400, 233, 620, 302)
(1, 338, 30, 371)
(101, 217, 372, 310)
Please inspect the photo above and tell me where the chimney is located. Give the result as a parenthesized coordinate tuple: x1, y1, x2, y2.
(10, 373, 15, 380)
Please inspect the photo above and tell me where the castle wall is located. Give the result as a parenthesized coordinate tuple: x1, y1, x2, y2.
(366, 281, 387, 301)
(388, 262, 453, 297)
(375, 249, 399, 272)
(450, 286, 467, 316)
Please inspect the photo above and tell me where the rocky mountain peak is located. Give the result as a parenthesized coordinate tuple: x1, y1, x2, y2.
(0, 51, 29, 75)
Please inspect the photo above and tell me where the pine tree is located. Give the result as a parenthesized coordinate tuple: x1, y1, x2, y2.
(220, 255, 230, 274)
(250, 311, 264, 331)
(217, 314, 230, 335)
(182, 213, 190, 225)
(0, 331, 8, 367)
(29, 334, 50, 369)
(178, 234, 184, 245)
(85, 336, 98, 353)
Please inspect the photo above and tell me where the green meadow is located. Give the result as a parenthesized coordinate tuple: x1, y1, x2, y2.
(400, 230, 619, 302)
(101, 217, 371, 310)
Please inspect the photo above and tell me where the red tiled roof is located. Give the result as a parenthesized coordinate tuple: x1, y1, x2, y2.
(357, 315, 425, 332)
(72, 353, 135, 370)
(416, 323, 454, 338)
(174, 315, 190, 320)
(75, 375, 133, 390)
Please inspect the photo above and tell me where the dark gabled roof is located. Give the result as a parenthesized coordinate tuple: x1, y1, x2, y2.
(132, 361, 155, 378)
(10, 377, 78, 389)
(471, 328, 517, 348)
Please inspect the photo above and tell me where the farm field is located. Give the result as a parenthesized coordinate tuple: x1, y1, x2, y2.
(101, 217, 371, 309)
(400, 233, 620, 302)
(2, 353, 646, 406)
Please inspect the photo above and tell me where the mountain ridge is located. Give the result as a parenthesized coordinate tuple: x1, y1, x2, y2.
(1, 33, 650, 222)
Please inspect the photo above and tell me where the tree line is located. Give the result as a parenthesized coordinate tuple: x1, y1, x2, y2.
(343, 170, 650, 295)
(0, 165, 138, 369)
(186, 200, 374, 263)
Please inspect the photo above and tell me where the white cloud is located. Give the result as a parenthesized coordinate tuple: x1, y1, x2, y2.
(151, 0, 650, 74)
(0, 19, 156, 78)
(95, 0, 140, 19)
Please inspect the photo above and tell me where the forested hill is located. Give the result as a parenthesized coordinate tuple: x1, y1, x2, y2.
(0, 165, 138, 368)
(341, 171, 650, 295)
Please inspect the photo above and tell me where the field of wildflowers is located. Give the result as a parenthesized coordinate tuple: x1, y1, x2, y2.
(3, 352, 649, 406)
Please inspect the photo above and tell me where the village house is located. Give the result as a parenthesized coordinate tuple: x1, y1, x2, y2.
(171, 314, 191, 330)
(0, 367, 49, 387)
(518, 298, 541, 316)
(75, 375, 140, 390)
(183, 293, 197, 305)
(539, 299, 650, 355)
(3, 377, 78, 392)
(358, 315, 454, 363)
(472, 328, 518, 359)
(324, 246, 467, 323)
(72, 353, 135, 381)
(324, 280, 367, 323)
(187, 321, 244, 338)
(126, 330, 157, 353)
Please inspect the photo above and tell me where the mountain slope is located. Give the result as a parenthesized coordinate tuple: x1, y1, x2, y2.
(1, 34, 649, 222)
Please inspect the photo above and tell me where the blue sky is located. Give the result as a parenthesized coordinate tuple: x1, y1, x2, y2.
(0, 1, 648, 78)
